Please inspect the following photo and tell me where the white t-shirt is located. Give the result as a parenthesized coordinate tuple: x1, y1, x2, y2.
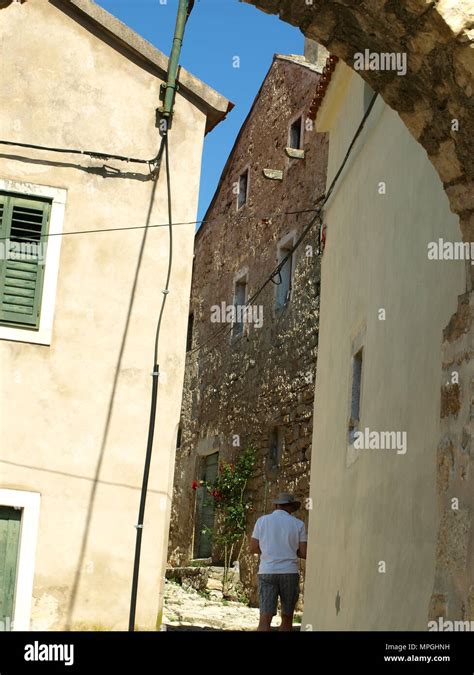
(252, 509, 307, 574)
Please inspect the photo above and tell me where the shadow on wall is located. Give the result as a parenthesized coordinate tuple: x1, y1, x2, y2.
(65, 168, 160, 629)
(0, 153, 155, 182)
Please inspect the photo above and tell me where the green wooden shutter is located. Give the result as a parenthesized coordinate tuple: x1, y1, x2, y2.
(0, 194, 51, 329)
(0, 506, 22, 629)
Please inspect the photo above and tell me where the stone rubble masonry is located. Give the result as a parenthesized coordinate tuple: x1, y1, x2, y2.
(245, 0, 474, 624)
(432, 291, 474, 621)
(168, 55, 328, 604)
(243, 1, 473, 223)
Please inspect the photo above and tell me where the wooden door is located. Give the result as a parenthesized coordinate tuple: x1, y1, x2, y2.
(0, 506, 21, 630)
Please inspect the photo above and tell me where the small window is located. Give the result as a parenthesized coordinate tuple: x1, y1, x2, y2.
(289, 117, 302, 150)
(186, 312, 194, 352)
(0, 192, 51, 330)
(349, 348, 363, 444)
(176, 425, 182, 449)
(275, 240, 294, 309)
(232, 274, 247, 338)
(268, 427, 283, 470)
(237, 169, 249, 209)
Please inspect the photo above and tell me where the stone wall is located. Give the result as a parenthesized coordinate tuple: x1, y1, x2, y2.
(168, 55, 328, 604)
(430, 292, 474, 622)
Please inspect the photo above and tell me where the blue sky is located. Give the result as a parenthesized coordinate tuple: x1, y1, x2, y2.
(97, 0, 304, 221)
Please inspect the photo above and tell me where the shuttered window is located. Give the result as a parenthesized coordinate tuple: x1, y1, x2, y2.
(0, 193, 51, 329)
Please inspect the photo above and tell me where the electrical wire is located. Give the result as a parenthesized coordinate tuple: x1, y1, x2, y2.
(154, 133, 174, 365)
(0, 138, 162, 166)
(0, 206, 321, 243)
(187, 92, 379, 359)
(186, 207, 323, 357)
(128, 129, 171, 632)
(128, 0, 196, 634)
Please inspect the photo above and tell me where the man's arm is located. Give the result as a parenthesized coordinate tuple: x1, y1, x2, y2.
(249, 537, 261, 555)
(297, 542, 307, 559)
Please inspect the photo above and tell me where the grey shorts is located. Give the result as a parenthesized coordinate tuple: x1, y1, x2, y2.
(258, 573, 300, 616)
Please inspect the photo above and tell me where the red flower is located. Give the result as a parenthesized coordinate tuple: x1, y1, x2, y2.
(320, 224, 327, 253)
(192, 480, 198, 490)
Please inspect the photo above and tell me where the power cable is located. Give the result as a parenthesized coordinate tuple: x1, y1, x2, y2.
(0, 206, 321, 243)
(127, 132, 166, 633)
(188, 92, 379, 358)
(128, 0, 195, 632)
(0, 138, 162, 167)
(128, 129, 171, 633)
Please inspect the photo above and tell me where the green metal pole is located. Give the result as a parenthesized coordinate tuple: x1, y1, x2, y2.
(128, 0, 191, 633)
(159, 0, 190, 122)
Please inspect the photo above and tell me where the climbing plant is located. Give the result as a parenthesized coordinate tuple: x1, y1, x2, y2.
(202, 446, 256, 597)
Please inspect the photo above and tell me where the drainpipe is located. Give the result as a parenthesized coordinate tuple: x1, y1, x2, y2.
(158, 0, 194, 125)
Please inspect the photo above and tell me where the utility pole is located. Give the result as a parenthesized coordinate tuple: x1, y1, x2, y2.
(128, 0, 192, 632)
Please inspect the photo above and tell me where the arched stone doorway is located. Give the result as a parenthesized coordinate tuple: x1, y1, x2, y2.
(244, 0, 473, 624)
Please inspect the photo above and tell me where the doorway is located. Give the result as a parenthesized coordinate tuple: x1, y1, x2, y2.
(194, 452, 219, 559)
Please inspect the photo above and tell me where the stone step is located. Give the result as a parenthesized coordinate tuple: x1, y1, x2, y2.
(166, 564, 242, 598)
(165, 567, 209, 592)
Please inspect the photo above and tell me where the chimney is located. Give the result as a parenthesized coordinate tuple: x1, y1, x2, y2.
(304, 38, 330, 70)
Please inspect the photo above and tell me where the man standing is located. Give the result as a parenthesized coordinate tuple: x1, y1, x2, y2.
(249, 492, 307, 632)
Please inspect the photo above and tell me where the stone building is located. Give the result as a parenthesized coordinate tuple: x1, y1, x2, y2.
(0, 0, 230, 630)
(168, 45, 328, 602)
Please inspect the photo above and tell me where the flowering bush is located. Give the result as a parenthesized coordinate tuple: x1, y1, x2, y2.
(203, 446, 256, 596)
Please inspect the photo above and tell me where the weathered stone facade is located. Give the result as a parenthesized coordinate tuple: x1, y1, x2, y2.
(168, 54, 328, 603)
(245, 0, 474, 625)
(432, 293, 474, 621)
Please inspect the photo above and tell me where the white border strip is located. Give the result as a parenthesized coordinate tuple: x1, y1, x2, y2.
(0, 179, 67, 346)
(0, 488, 41, 631)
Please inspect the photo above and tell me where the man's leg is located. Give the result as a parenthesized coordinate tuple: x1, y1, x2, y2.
(279, 613, 294, 632)
(257, 575, 278, 631)
(257, 613, 274, 632)
(278, 574, 300, 632)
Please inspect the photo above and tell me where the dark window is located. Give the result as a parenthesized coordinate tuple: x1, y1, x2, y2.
(289, 117, 302, 150)
(176, 425, 182, 449)
(186, 313, 194, 352)
(194, 452, 219, 559)
(349, 348, 363, 444)
(268, 427, 283, 470)
(232, 276, 247, 338)
(237, 170, 248, 209)
(275, 241, 294, 309)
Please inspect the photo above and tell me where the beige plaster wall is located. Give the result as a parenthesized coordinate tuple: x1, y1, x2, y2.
(302, 67, 466, 630)
(0, 0, 207, 630)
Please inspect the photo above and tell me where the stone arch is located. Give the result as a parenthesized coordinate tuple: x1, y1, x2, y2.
(244, 0, 474, 623)
(244, 0, 473, 238)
